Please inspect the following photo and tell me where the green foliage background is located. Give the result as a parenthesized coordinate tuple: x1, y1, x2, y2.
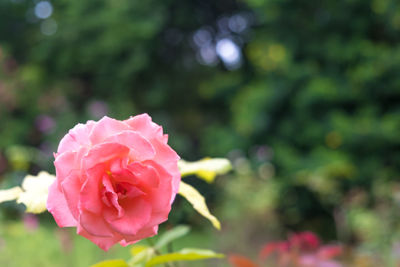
(1, 0, 400, 265)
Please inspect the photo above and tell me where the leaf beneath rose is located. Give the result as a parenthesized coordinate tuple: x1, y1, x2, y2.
(178, 158, 232, 183)
(178, 181, 221, 230)
(130, 245, 151, 256)
(155, 225, 190, 249)
(129, 245, 155, 266)
(90, 259, 129, 267)
(145, 248, 224, 267)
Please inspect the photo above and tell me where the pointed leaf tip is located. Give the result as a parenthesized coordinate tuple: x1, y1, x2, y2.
(178, 182, 221, 230)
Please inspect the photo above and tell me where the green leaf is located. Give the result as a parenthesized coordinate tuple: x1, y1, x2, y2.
(90, 259, 129, 267)
(178, 182, 221, 230)
(155, 225, 190, 249)
(145, 248, 224, 267)
(178, 158, 232, 183)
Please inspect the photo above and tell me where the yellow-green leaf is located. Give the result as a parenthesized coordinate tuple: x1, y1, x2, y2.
(130, 245, 150, 256)
(178, 158, 231, 183)
(145, 248, 224, 267)
(155, 225, 190, 249)
(178, 182, 221, 230)
(0, 186, 22, 203)
(90, 259, 129, 267)
(129, 246, 155, 266)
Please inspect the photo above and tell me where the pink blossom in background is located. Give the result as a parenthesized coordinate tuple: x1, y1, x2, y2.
(47, 114, 181, 250)
(87, 100, 109, 119)
(35, 115, 56, 134)
(259, 241, 290, 260)
(56, 228, 73, 252)
(289, 232, 320, 251)
(259, 231, 343, 267)
(23, 214, 39, 232)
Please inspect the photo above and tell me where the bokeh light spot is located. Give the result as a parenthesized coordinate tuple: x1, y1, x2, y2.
(34, 1, 53, 19)
(216, 38, 241, 69)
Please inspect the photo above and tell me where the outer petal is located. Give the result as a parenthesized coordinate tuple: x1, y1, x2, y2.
(151, 139, 181, 196)
(141, 160, 174, 213)
(54, 146, 89, 187)
(57, 121, 95, 153)
(60, 170, 82, 220)
(89, 116, 130, 145)
(79, 211, 115, 238)
(77, 224, 122, 251)
(47, 181, 77, 227)
(54, 151, 78, 186)
(121, 225, 159, 244)
(124, 113, 164, 140)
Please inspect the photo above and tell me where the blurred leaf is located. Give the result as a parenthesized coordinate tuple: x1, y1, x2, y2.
(155, 225, 190, 249)
(17, 171, 55, 214)
(130, 245, 151, 256)
(145, 248, 224, 267)
(90, 259, 129, 267)
(5, 146, 37, 171)
(178, 158, 232, 183)
(0, 171, 55, 213)
(129, 246, 155, 266)
(178, 181, 221, 230)
(0, 186, 22, 203)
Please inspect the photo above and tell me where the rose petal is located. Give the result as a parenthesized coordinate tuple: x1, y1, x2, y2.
(140, 161, 173, 217)
(89, 116, 130, 145)
(55, 146, 89, 187)
(108, 158, 140, 185)
(58, 121, 95, 153)
(47, 181, 77, 227)
(127, 162, 160, 189)
(54, 151, 78, 186)
(104, 130, 156, 161)
(105, 198, 151, 236)
(79, 211, 115, 238)
(80, 165, 106, 214)
(61, 171, 82, 220)
(77, 224, 122, 251)
(162, 134, 169, 143)
(121, 225, 158, 243)
(82, 142, 130, 170)
(124, 113, 164, 140)
(151, 139, 181, 195)
(102, 175, 124, 217)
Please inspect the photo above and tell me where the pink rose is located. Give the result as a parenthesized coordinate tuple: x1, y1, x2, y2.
(47, 114, 180, 250)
